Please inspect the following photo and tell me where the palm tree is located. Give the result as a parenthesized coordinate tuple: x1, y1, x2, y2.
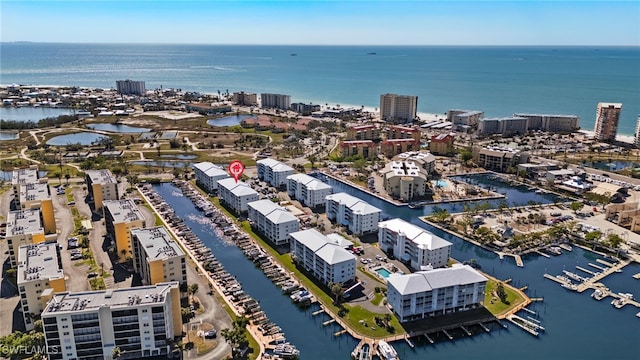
(111, 346, 122, 360)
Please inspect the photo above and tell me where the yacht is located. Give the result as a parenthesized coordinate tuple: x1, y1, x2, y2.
(377, 340, 398, 360)
(547, 247, 562, 256)
(591, 289, 606, 300)
(561, 283, 578, 291)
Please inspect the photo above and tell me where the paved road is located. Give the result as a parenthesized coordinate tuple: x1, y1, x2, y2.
(0, 190, 22, 336)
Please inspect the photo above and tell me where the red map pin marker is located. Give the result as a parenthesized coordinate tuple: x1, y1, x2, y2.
(229, 160, 245, 183)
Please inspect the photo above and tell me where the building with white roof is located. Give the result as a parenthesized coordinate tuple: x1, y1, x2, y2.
(193, 162, 229, 193)
(17, 181, 57, 235)
(104, 199, 147, 262)
(132, 226, 187, 287)
(11, 166, 42, 197)
(289, 229, 356, 286)
(286, 173, 333, 208)
(477, 117, 528, 137)
(395, 151, 436, 174)
(248, 199, 300, 245)
(17, 242, 65, 330)
(380, 161, 430, 201)
(378, 218, 452, 270)
(42, 282, 182, 360)
(386, 264, 487, 323)
(217, 178, 259, 214)
(514, 113, 579, 133)
(325, 192, 381, 235)
(6, 209, 47, 268)
(85, 169, 119, 210)
(257, 158, 294, 187)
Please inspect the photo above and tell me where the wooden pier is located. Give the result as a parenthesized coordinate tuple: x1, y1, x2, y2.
(576, 266, 597, 276)
(535, 250, 550, 258)
(312, 309, 324, 316)
(322, 319, 336, 326)
(596, 259, 615, 267)
(588, 263, 606, 272)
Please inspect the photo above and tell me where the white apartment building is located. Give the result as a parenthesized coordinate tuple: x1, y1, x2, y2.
(477, 117, 528, 137)
(256, 158, 295, 188)
(193, 162, 229, 193)
(116, 79, 146, 95)
(286, 173, 333, 208)
(378, 218, 452, 270)
(217, 178, 260, 214)
(325, 192, 381, 235)
(447, 109, 484, 129)
(289, 229, 356, 286)
(248, 199, 300, 245)
(387, 264, 487, 323)
(635, 116, 640, 148)
(380, 93, 418, 123)
(42, 282, 182, 360)
(85, 169, 119, 210)
(6, 209, 47, 268)
(260, 93, 291, 110)
(131, 227, 187, 287)
(17, 242, 65, 330)
(380, 161, 430, 201)
(514, 113, 579, 133)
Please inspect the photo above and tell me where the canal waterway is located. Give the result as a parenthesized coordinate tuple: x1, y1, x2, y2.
(154, 176, 639, 359)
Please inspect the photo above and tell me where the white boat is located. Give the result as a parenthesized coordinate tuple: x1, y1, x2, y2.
(636, 312, 640, 318)
(591, 289, 606, 300)
(377, 340, 398, 360)
(561, 283, 578, 291)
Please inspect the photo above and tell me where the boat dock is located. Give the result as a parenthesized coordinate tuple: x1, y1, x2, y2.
(514, 255, 524, 267)
(479, 322, 491, 333)
(577, 259, 632, 293)
(535, 250, 550, 258)
(589, 263, 607, 272)
(506, 314, 545, 336)
(576, 266, 598, 276)
(558, 244, 573, 252)
(596, 259, 615, 267)
(442, 329, 453, 340)
(633, 273, 640, 280)
(544, 273, 571, 285)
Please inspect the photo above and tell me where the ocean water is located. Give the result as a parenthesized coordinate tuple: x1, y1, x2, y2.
(1, 43, 639, 135)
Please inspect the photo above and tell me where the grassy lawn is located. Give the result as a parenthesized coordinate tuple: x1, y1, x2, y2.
(370, 292, 384, 306)
(484, 278, 527, 317)
(187, 323, 218, 355)
(357, 266, 386, 285)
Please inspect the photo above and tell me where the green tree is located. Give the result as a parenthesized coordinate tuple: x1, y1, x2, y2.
(329, 282, 344, 305)
(569, 201, 583, 213)
(496, 282, 509, 304)
(188, 283, 199, 296)
(585, 231, 602, 243)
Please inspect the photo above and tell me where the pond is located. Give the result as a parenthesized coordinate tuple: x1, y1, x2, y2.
(583, 160, 640, 171)
(0, 106, 72, 122)
(0, 131, 19, 141)
(86, 123, 151, 133)
(207, 114, 256, 127)
(159, 154, 198, 160)
(46, 132, 109, 146)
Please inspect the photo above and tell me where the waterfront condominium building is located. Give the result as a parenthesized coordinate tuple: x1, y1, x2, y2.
(386, 264, 487, 323)
(116, 79, 146, 95)
(289, 229, 356, 286)
(6, 209, 47, 268)
(85, 169, 119, 210)
(380, 94, 418, 123)
(217, 178, 260, 215)
(104, 199, 147, 262)
(231, 91, 258, 106)
(286, 173, 333, 208)
(193, 162, 230, 193)
(477, 117, 528, 137)
(17, 242, 65, 330)
(513, 113, 579, 133)
(256, 158, 295, 188)
(325, 192, 381, 235)
(291, 102, 321, 116)
(131, 226, 187, 287)
(429, 133, 456, 155)
(260, 93, 291, 110)
(395, 151, 436, 174)
(41, 282, 182, 360)
(594, 102, 622, 142)
(339, 140, 378, 160)
(380, 161, 430, 201)
(248, 199, 300, 245)
(447, 110, 484, 130)
(472, 146, 528, 173)
(378, 218, 451, 270)
(635, 116, 640, 148)
(346, 124, 381, 141)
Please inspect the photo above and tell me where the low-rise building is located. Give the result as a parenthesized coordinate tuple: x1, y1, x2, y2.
(339, 140, 378, 160)
(381, 139, 421, 158)
(477, 117, 528, 137)
(184, 102, 232, 115)
(131, 226, 187, 287)
(386, 264, 487, 323)
(325, 192, 381, 235)
(395, 151, 436, 174)
(378, 218, 451, 270)
(289, 229, 356, 286)
(17, 182, 56, 234)
(286, 173, 333, 208)
(386, 125, 421, 142)
(248, 199, 300, 245)
(231, 91, 258, 106)
(447, 110, 484, 130)
(217, 178, 259, 215)
(380, 161, 430, 201)
(42, 282, 182, 360)
(193, 162, 229, 193)
(291, 102, 321, 116)
(256, 158, 295, 188)
(17, 242, 65, 330)
(429, 133, 456, 155)
(85, 169, 119, 210)
(514, 113, 579, 133)
(11, 166, 42, 198)
(473, 146, 528, 173)
(6, 209, 47, 268)
(346, 124, 380, 141)
(104, 199, 147, 262)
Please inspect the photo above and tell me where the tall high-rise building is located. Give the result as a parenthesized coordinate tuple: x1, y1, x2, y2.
(116, 79, 146, 95)
(380, 94, 418, 123)
(260, 93, 291, 110)
(635, 116, 640, 148)
(593, 102, 622, 142)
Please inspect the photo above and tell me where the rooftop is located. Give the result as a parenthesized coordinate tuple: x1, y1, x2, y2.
(11, 168, 39, 186)
(6, 209, 43, 237)
(379, 218, 451, 250)
(326, 192, 381, 215)
(290, 229, 355, 265)
(132, 226, 184, 261)
(104, 199, 145, 224)
(218, 178, 259, 197)
(248, 199, 299, 224)
(514, 113, 578, 119)
(287, 173, 332, 191)
(85, 169, 117, 185)
(17, 242, 64, 284)
(388, 264, 487, 296)
(257, 158, 295, 172)
(19, 182, 51, 203)
(42, 282, 179, 315)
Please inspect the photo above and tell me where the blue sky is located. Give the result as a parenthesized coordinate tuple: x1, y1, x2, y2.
(1, 1, 638, 45)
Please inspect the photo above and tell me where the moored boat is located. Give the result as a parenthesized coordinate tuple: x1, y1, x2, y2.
(377, 340, 398, 360)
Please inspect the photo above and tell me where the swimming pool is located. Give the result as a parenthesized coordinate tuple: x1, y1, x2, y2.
(432, 179, 448, 188)
(375, 268, 391, 278)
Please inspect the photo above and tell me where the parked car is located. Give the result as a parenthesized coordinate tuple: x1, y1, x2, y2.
(71, 254, 83, 261)
(204, 330, 217, 339)
(87, 272, 98, 278)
